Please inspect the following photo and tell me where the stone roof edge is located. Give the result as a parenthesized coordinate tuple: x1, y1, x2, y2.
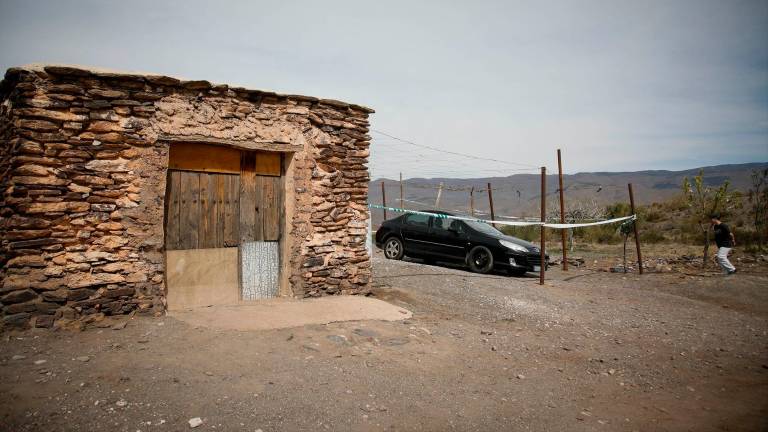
(2, 64, 375, 114)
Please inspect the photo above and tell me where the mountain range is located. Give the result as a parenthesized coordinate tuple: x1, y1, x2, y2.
(369, 162, 768, 224)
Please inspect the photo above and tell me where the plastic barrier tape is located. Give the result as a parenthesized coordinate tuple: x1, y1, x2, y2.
(368, 204, 636, 229)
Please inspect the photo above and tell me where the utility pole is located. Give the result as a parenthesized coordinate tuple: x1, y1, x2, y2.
(487, 182, 496, 228)
(469, 186, 475, 216)
(557, 149, 568, 271)
(399, 172, 404, 211)
(628, 183, 644, 274)
(435, 182, 444, 208)
(540, 167, 547, 285)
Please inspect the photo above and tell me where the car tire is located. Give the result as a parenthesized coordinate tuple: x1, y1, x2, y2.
(467, 245, 494, 274)
(383, 237, 404, 260)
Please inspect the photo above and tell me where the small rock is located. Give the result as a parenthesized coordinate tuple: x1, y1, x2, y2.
(76, 356, 90, 362)
(116, 399, 127, 407)
(11, 355, 26, 361)
(516, 374, 525, 379)
(34, 359, 47, 365)
(188, 417, 203, 428)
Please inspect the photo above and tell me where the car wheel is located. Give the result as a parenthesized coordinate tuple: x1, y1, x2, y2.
(467, 245, 494, 273)
(383, 237, 404, 260)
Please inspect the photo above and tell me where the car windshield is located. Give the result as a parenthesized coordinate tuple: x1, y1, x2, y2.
(464, 220, 502, 236)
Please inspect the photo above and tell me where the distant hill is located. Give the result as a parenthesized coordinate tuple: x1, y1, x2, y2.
(369, 162, 768, 224)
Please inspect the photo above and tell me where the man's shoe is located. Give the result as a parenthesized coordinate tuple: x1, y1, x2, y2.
(727, 269, 737, 275)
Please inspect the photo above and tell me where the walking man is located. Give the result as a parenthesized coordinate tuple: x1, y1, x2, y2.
(711, 214, 736, 275)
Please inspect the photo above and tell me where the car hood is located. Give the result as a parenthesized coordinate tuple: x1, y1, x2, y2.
(490, 232, 540, 253)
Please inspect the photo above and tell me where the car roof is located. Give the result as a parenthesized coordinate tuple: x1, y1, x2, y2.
(417, 209, 455, 216)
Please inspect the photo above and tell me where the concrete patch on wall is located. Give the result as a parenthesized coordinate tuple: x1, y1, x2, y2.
(166, 248, 239, 310)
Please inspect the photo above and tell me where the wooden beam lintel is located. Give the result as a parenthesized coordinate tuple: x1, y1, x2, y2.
(160, 135, 302, 153)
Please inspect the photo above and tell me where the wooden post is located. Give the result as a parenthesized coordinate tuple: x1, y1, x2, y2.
(469, 186, 475, 216)
(628, 183, 643, 274)
(557, 149, 568, 271)
(435, 182, 444, 208)
(540, 167, 546, 285)
(399, 172, 404, 211)
(487, 182, 496, 228)
(381, 181, 387, 221)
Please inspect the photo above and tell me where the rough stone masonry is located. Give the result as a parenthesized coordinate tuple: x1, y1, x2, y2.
(0, 65, 374, 330)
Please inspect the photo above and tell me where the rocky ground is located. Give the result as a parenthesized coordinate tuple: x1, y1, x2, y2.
(1, 248, 767, 431)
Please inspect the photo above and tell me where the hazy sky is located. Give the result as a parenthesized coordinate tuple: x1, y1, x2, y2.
(1, 0, 766, 179)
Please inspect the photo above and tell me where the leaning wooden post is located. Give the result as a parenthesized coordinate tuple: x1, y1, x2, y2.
(557, 149, 568, 271)
(435, 182, 444, 208)
(628, 183, 643, 274)
(469, 186, 475, 216)
(540, 167, 547, 285)
(381, 181, 387, 221)
(399, 172, 404, 211)
(487, 182, 496, 228)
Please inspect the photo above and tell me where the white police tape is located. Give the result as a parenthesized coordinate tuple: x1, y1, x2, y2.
(368, 204, 636, 229)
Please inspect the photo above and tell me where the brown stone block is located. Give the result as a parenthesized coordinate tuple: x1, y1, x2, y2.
(12, 155, 63, 166)
(33, 315, 55, 328)
(42, 289, 69, 302)
(67, 288, 94, 301)
(9, 238, 62, 249)
(13, 164, 51, 176)
(17, 119, 59, 131)
(1, 289, 39, 304)
(3, 300, 38, 314)
(2, 313, 31, 329)
(23, 201, 90, 214)
(48, 83, 85, 94)
(16, 108, 88, 122)
(88, 89, 128, 99)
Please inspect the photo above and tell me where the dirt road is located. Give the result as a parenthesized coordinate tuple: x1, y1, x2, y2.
(2, 250, 767, 431)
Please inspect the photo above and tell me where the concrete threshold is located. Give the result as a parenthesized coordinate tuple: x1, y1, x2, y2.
(167, 296, 412, 331)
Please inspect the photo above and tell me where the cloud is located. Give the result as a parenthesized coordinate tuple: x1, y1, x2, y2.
(1, 0, 766, 178)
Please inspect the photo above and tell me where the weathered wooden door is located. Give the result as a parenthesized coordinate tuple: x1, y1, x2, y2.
(238, 152, 283, 300)
(164, 143, 283, 309)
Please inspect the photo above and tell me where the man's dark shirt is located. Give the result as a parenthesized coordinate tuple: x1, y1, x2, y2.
(714, 223, 733, 248)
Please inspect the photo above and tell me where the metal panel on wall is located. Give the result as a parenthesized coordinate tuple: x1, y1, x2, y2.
(240, 241, 280, 300)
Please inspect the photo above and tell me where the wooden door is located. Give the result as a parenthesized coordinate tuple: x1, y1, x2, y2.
(239, 152, 283, 300)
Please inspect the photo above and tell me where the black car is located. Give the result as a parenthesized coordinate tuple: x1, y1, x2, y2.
(375, 210, 547, 275)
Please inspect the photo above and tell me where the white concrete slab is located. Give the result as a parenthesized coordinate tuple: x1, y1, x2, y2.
(168, 296, 412, 331)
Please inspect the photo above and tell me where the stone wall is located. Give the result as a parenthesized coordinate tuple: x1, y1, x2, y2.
(0, 65, 373, 330)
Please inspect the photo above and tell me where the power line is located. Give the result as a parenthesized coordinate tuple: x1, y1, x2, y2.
(371, 129, 539, 170)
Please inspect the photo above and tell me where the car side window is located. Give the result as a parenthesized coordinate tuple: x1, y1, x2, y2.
(404, 214, 430, 227)
(432, 217, 464, 234)
(432, 216, 452, 231)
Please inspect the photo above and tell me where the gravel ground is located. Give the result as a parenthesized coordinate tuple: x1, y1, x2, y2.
(1, 249, 767, 431)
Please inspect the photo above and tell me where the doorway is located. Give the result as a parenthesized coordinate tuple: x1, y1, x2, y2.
(164, 142, 283, 310)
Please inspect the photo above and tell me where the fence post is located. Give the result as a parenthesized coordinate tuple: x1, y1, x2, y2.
(540, 167, 546, 285)
(557, 149, 568, 271)
(399, 172, 404, 211)
(381, 181, 387, 221)
(628, 183, 643, 274)
(470, 186, 475, 216)
(487, 182, 496, 228)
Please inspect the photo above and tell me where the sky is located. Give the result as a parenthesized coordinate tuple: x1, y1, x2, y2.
(1, 0, 766, 180)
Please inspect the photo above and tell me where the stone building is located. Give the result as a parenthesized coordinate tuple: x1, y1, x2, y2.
(0, 65, 374, 329)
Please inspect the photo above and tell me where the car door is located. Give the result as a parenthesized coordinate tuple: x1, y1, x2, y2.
(400, 213, 432, 255)
(429, 216, 468, 259)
